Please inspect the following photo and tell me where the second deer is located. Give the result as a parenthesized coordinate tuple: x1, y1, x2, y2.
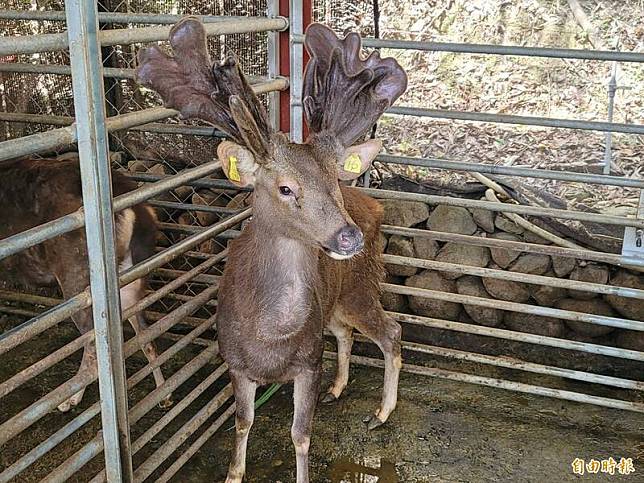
(137, 17, 407, 483)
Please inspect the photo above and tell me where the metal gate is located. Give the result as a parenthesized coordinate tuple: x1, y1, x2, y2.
(0, 1, 643, 481)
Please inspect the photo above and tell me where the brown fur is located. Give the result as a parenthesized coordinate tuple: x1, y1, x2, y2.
(0, 157, 170, 411)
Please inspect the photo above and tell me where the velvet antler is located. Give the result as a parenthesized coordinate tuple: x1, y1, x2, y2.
(135, 17, 273, 159)
(302, 23, 408, 147)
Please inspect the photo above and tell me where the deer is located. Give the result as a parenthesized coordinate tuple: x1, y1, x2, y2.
(136, 17, 407, 483)
(0, 156, 172, 411)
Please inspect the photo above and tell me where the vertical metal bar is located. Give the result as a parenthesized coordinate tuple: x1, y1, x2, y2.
(289, 0, 304, 142)
(267, 0, 280, 130)
(64, 1, 133, 481)
(603, 61, 617, 174)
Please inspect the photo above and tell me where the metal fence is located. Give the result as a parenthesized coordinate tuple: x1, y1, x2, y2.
(0, 0, 643, 481)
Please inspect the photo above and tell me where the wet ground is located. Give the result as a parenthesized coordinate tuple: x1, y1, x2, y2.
(178, 359, 643, 482)
(1, 314, 643, 482)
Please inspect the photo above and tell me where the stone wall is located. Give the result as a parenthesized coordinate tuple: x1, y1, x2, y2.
(380, 200, 644, 352)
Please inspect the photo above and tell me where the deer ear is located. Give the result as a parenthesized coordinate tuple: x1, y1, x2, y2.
(337, 139, 382, 181)
(217, 141, 258, 187)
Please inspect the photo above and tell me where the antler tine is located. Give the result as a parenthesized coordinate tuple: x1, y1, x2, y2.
(135, 17, 273, 158)
(302, 23, 408, 147)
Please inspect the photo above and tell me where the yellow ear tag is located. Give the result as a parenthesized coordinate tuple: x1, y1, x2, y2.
(344, 153, 362, 174)
(227, 155, 241, 182)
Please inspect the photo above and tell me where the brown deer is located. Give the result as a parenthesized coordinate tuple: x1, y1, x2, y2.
(136, 17, 407, 483)
(0, 156, 172, 411)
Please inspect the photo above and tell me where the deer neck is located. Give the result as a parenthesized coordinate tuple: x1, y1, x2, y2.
(243, 209, 321, 340)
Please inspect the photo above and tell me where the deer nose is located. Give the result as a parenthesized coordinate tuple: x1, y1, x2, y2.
(336, 225, 364, 253)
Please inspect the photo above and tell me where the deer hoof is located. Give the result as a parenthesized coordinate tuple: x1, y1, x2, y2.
(321, 392, 337, 404)
(158, 396, 173, 409)
(363, 414, 385, 430)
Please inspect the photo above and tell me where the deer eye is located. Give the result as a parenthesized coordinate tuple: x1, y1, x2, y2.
(279, 186, 293, 196)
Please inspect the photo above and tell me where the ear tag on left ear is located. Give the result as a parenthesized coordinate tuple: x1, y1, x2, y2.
(228, 156, 241, 182)
(344, 153, 362, 174)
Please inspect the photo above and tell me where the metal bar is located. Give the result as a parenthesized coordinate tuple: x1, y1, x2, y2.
(125, 172, 241, 191)
(64, 2, 132, 478)
(0, 10, 246, 24)
(156, 403, 236, 483)
(133, 383, 234, 482)
(385, 283, 644, 332)
(376, 154, 644, 189)
(350, 333, 644, 391)
(364, 188, 644, 229)
(383, 254, 644, 299)
(0, 161, 222, 261)
(291, 34, 644, 63)
(381, 225, 640, 267)
(384, 106, 644, 135)
(0, 17, 289, 56)
(0, 404, 101, 483)
(0, 63, 132, 78)
(289, 0, 304, 142)
(329, 352, 644, 413)
(389, 311, 644, 361)
(45, 343, 219, 483)
(149, 200, 242, 216)
(267, 0, 281, 131)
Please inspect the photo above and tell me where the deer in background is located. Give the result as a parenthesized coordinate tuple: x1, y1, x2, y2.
(136, 17, 407, 483)
(0, 156, 172, 411)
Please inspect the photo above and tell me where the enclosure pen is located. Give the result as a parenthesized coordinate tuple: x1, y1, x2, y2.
(0, 0, 643, 481)
(0, 1, 286, 481)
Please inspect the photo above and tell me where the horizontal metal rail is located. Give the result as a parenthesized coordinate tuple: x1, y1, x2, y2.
(383, 254, 644, 299)
(0, 16, 289, 56)
(0, 10, 246, 24)
(381, 225, 639, 267)
(0, 77, 287, 162)
(125, 172, 241, 192)
(326, 352, 644, 413)
(0, 160, 222, 260)
(291, 33, 644, 62)
(388, 311, 644, 361)
(384, 106, 644, 135)
(376, 154, 644, 189)
(349, 333, 644, 391)
(385, 283, 644, 332)
(149, 200, 243, 216)
(364, 188, 644, 229)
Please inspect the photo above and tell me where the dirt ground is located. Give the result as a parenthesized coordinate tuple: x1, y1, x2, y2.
(178, 359, 643, 483)
(1, 317, 643, 482)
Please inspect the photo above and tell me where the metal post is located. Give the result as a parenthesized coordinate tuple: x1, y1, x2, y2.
(603, 61, 617, 174)
(267, 0, 280, 130)
(64, 1, 133, 481)
(289, 0, 304, 142)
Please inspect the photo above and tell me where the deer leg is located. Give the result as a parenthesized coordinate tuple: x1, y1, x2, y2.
(292, 368, 321, 483)
(226, 370, 257, 483)
(58, 305, 96, 412)
(322, 316, 353, 403)
(347, 307, 402, 430)
(121, 278, 172, 408)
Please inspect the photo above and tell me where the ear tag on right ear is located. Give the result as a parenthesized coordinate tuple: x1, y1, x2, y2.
(344, 153, 362, 174)
(228, 156, 241, 182)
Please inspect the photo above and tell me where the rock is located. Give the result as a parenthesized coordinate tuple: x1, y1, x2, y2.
(522, 230, 552, 244)
(555, 298, 616, 337)
(456, 276, 504, 327)
(551, 256, 576, 277)
(614, 329, 644, 351)
(147, 163, 167, 176)
(427, 205, 477, 235)
(494, 214, 524, 234)
(469, 207, 495, 233)
(530, 271, 566, 306)
(509, 253, 551, 275)
(605, 269, 644, 321)
(405, 270, 461, 320)
(482, 264, 531, 302)
(435, 242, 490, 280)
(568, 263, 609, 300)
(192, 190, 225, 226)
(173, 185, 193, 201)
(413, 236, 439, 260)
(504, 312, 565, 337)
(381, 289, 407, 312)
(489, 232, 522, 269)
(128, 159, 155, 172)
(382, 200, 429, 227)
(226, 192, 252, 210)
(385, 235, 417, 277)
(378, 233, 388, 253)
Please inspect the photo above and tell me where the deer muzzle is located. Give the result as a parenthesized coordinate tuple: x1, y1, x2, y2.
(324, 225, 364, 260)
